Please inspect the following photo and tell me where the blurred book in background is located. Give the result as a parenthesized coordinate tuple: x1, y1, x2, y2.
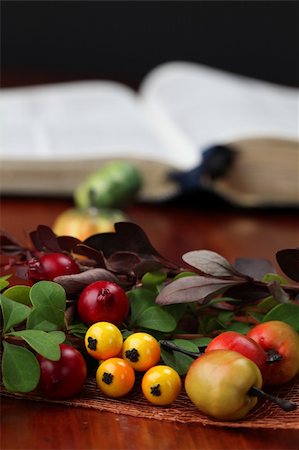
(0, 61, 298, 207)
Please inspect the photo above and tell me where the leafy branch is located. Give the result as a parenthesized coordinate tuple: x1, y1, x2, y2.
(1, 224, 299, 384)
(0, 281, 67, 392)
(156, 249, 299, 307)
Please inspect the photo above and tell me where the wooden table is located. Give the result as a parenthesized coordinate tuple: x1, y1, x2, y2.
(1, 196, 299, 450)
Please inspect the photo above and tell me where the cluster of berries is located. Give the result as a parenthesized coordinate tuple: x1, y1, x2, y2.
(85, 323, 181, 405)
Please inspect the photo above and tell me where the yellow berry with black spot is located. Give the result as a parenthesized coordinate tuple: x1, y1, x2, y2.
(96, 357, 135, 397)
(122, 332, 161, 372)
(85, 322, 123, 360)
(142, 365, 182, 405)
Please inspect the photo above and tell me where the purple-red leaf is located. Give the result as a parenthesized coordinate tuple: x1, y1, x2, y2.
(134, 260, 164, 278)
(234, 257, 275, 281)
(0, 232, 27, 256)
(107, 252, 142, 274)
(276, 248, 299, 282)
(57, 236, 82, 253)
(54, 268, 121, 294)
(156, 275, 245, 306)
(224, 283, 270, 302)
(84, 222, 177, 270)
(30, 225, 62, 253)
(74, 244, 106, 267)
(182, 250, 247, 279)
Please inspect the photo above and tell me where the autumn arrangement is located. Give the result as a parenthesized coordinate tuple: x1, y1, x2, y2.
(1, 222, 299, 423)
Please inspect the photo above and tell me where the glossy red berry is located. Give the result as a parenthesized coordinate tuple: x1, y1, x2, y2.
(77, 280, 129, 326)
(27, 252, 80, 282)
(37, 344, 87, 399)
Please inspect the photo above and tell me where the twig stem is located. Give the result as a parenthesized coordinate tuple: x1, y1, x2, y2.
(248, 386, 297, 412)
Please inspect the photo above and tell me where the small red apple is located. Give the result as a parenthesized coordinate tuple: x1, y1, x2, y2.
(247, 320, 299, 385)
(205, 331, 268, 381)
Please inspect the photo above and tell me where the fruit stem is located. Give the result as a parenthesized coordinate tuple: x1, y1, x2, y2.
(266, 349, 282, 364)
(160, 340, 203, 358)
(248, 386, 297, 412)
(97, 288, 113, 305)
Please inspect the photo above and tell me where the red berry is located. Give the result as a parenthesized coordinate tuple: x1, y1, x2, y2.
(78, 280, 129, 326)
(37, 344, 87, 399)
(27, 252, 80, 282)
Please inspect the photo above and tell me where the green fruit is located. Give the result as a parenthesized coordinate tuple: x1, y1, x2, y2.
(74, 161, 142, 209)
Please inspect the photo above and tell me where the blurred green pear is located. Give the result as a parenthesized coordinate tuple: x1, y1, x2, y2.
(74, 161, 142, 209)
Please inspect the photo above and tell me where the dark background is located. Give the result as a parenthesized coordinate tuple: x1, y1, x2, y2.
(1, 1, 298, 89)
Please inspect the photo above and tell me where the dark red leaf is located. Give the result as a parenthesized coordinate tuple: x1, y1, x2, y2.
(84, 222, 176, 269)
(224, 283, 270, 302)
(57, 236, 82, 253)
(54, 268, 121, 294)
(276, 248, 299, 282)
(74, 244, 106, 267)
(156, 275, 246, 306)
(0, 231, 27, 256)
(134, 260, 164, 278)
(182, 250, 248, 279)
(107, 251, 142, 274)
(234, 257, 275, 281)
(30, 225, 62, 253)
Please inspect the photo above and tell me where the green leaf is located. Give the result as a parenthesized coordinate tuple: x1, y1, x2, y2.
(2, 341, 40, 393)
(160, 339, 200, 375)
(225, 322, 251, 334)
(135, 306, 176, 332)
(205, 317, 225, 334)
(67, 322, 88, 338)
(141, 271, 167, 289)
(8, 330, 65, 360)
(263, 303, 299, 331)
(171, 339, 199, 353)
(217, 311, 234, 326)
(121, 329, 133, 339)
(160, 347, 194, 376)
(128, 286, 179, 332)
(164, 303, 187, 323)
(48, 330, 66, 344)
(29, 281, 66, 329)
(3, 285, 31, 306)
(26, 309, 60, 331)
(0, 295, 31, 334)
(190, 336, 212, 347)
(0, 274, 12, 291)
(248, 312, 265, 323)
(256, 295, 279, 313)
(173, 271, 198, 280)
(262, 273, 289, 285)
(127, 287, 156, 327)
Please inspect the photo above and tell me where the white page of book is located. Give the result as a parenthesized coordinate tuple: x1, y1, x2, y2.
(0, 80, 197, 171)
(140, 61, 299, 165)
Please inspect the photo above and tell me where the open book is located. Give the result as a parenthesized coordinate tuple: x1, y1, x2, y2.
(1, 61, 298, 207)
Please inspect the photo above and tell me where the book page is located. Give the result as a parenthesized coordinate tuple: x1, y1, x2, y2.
(0, 80, 190, 169)
(1, 80, 189, 199)
(140, 61, 299, 165)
